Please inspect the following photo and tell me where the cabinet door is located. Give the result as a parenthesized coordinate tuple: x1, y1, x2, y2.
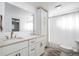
(29, 45, 37, 56)
(8, 51, 20, 56)
(35, 8, 48, 35)
(41, 9, 48, 35)
(38, 36, 47, 47)
(2, 41, 28, 56)
(36, 42, 41, 56)
(36, 41, 45, 56)
(20, 48, 28, 56)
(40, 41, 45, 54)
(36, 36, 47, 56)
(0, 48, 3, 56)
(8, 48, 28, 56)
(29, 38, 37, 46)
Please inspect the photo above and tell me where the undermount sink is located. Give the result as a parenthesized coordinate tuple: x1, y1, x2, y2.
(15, 35, 38, 39)
(0, 38, 8, 41)
(15, 37, 24, 39)
(0, 35, 39, 41)
(0, 36, 11, 41)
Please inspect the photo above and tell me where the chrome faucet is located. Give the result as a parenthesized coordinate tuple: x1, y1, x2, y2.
(11, 31, 16, 39)
(5, 36, 9, 39)
(11, 31, 13, 39)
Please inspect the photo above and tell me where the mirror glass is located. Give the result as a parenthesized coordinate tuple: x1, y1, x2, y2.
(3, 3, 34, 33)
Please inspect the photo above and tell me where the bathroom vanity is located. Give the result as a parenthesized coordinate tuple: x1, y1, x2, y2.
(0, 35, 47, 56)
(75, 39, 79, 52)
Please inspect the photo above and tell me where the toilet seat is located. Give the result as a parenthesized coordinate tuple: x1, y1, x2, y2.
(60, 45, 73, 53)
(60, 45, 73, 56)
(60, 45, 72, 50)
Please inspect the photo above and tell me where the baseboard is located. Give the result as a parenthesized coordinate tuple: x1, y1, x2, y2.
(47, 43, 60, 48)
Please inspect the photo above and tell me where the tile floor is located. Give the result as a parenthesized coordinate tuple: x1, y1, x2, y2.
(43, 48, 79, 56)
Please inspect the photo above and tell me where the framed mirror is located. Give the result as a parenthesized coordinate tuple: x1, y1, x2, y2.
(4, 2, 34, 34)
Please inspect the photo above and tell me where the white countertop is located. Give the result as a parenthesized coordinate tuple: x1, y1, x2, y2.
(0, 35, 44, 47)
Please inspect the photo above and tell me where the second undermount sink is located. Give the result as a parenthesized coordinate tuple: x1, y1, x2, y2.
(15, 37, 24, 39)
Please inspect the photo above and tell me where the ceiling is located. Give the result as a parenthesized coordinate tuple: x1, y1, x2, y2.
(27, 2, 53, 10)
(27, 2, 79, 17)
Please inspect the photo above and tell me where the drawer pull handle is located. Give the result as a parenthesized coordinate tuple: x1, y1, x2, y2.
(31, 48, 35, 51)
(31, 41, 35, 43)
(15, 54, 18, 56)
(40, 42, 43, 47)
(15, 53, 21, 56)
(19, 53, 21, 56)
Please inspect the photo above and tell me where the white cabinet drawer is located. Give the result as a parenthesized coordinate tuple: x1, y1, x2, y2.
(29, 39, 37, 46)
(41, 40, 46, 47)
(20, 48, 28, 56)
(29, 45, 37, 56)
(7, 51, 19, 56)
(0, 48, 3, 56)
(2, 41, 28, 55)
(39, 36, 47, 47)
(8, 47, 28, 56)
(36, 40, 46, 56)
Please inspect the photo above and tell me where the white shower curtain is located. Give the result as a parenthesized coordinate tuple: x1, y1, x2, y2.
(49, 12, 79, 49)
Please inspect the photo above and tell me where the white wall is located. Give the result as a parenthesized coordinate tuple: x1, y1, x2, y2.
(49, 12, 79, 50)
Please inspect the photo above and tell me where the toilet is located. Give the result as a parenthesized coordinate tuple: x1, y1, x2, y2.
(60, 45, 73, 56)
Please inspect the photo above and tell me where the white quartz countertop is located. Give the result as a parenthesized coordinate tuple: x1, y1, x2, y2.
(0, 35, 44, 47)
